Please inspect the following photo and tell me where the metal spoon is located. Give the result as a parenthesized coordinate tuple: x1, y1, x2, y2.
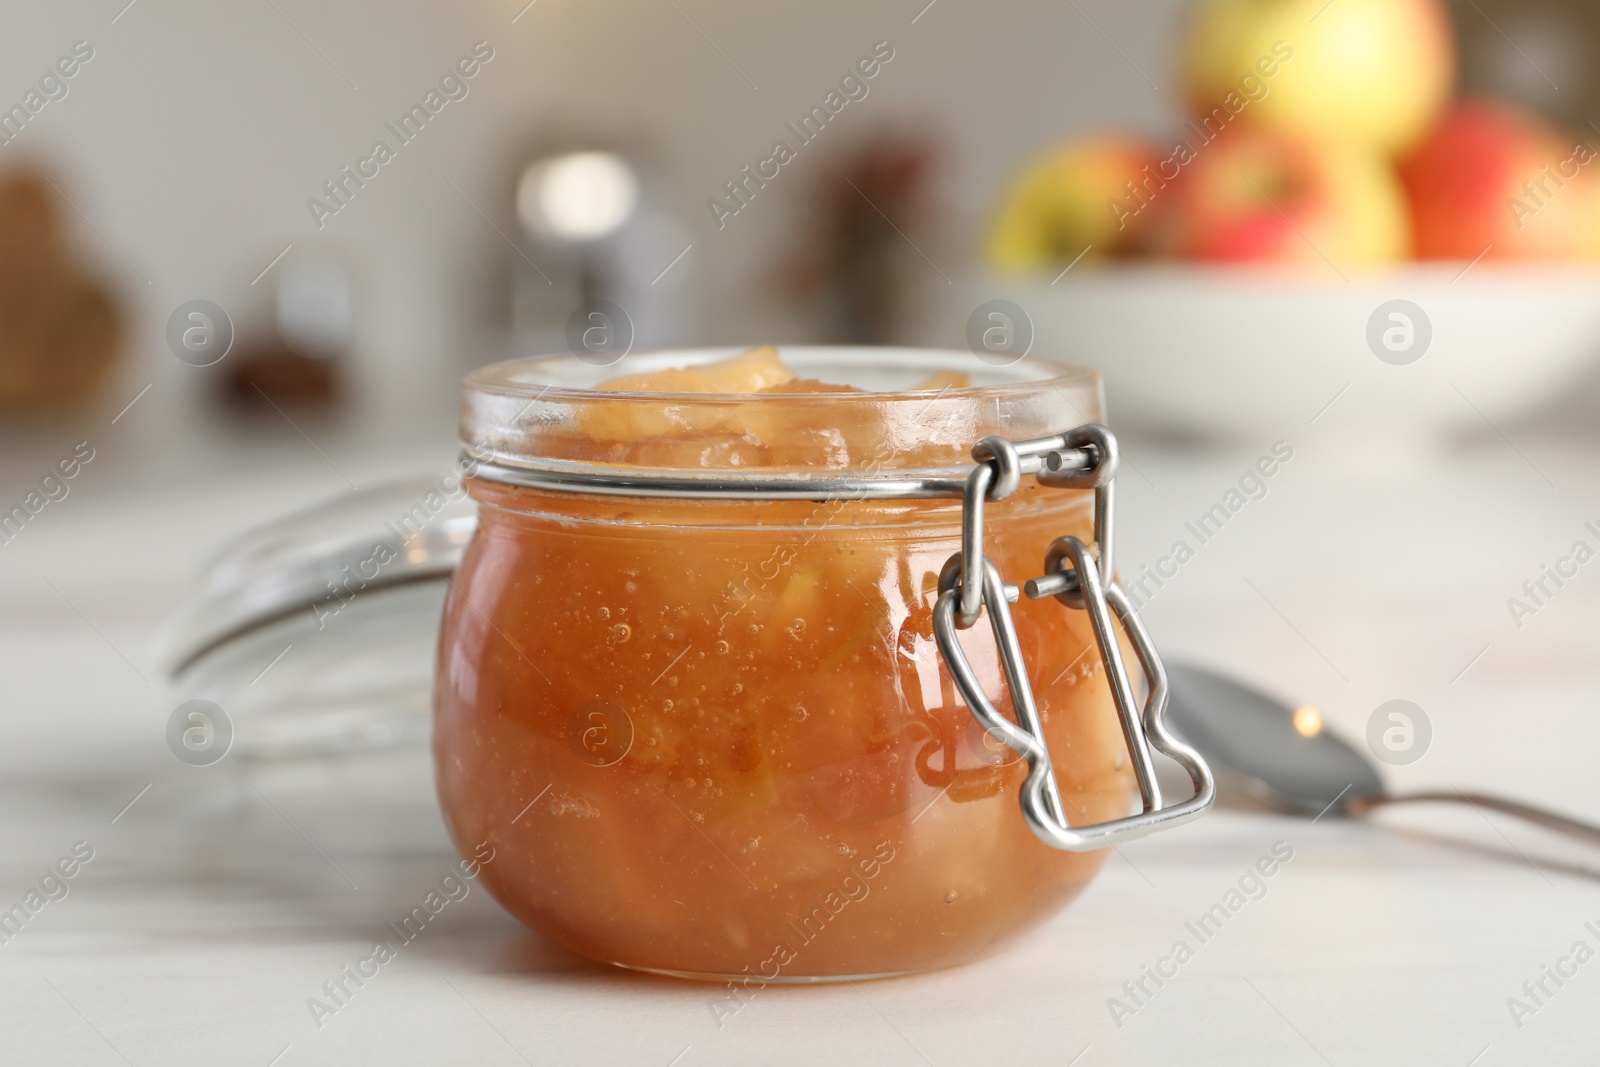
(1164, 663, 1600, 846)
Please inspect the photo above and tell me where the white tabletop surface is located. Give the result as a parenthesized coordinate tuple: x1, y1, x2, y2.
(2, 426, 1598, 1066)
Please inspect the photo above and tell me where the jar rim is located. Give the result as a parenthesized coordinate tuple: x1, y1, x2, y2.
(460, 346, 1106, 483)
(463, 346, 1098, 404)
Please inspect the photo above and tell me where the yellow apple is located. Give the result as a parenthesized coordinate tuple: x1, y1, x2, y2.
(1183, 0, 1455, 155)
(987, 135, 1164, 272)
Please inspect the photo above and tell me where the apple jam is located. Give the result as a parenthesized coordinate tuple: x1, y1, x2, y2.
(435, 348, 1139, 979)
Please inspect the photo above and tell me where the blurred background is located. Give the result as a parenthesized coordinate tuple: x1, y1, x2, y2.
(5, 0, 1600, 453)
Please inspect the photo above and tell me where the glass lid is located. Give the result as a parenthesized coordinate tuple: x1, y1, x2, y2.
(153, 478, 475, 761)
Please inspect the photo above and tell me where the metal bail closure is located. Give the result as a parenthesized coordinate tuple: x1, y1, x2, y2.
(932, 425, 1214, 852)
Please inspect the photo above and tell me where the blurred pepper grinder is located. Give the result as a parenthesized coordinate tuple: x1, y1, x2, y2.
(508, 145, 695, 356)
(0, 168, 121, 413)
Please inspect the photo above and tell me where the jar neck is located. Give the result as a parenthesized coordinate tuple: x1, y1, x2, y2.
(468, 477, 1090, 533)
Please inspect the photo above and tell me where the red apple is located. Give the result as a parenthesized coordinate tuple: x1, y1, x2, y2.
(1159, 127, 1408, 268)
(1398, 99, 1600, 260)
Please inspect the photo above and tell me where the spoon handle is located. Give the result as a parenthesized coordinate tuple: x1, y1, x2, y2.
(1353, 790, 1600, 847)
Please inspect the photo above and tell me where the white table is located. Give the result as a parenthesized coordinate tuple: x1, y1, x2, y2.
(2, 430, 1597, 1065)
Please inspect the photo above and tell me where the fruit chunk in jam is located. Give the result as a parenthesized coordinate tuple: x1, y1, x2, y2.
(597, 345, 800, 394)
(435, 348, 1135, 979)
(579, 346, 972, 463)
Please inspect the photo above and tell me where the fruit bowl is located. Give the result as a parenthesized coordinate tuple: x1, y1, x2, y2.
(909, 265, 1600, 441)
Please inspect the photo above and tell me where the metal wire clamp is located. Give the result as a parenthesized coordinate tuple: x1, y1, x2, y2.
(931, 426, 1214, 851)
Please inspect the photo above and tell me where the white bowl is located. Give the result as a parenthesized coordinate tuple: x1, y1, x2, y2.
(908, 265, 1600, 441)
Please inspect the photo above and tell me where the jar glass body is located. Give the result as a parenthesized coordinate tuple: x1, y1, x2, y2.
(435, 348, 1138, 980)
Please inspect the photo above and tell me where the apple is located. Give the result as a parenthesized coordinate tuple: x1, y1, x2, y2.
(1398, 99, 1600, 260)
(1183, 0, 1455, 155)
(986, 135, 1164, 272)
(1159, 127, 1408, 268)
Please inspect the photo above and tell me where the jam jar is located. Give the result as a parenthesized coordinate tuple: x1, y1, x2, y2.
(434, 346, 1210, 980)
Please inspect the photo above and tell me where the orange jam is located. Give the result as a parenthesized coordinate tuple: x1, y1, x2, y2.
(435, 348, 1137, 979)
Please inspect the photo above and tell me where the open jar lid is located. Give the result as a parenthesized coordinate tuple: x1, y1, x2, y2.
(153, 478, 475, 761)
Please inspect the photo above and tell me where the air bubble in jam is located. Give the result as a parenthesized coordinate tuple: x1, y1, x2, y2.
(607, 623, 632, 644)
(794, 706, 808, 722)
(835, 843, 856, 858)
(715, 640, 730, 655)
(945, 891, 958, 904)
(549, 793, 600, 819)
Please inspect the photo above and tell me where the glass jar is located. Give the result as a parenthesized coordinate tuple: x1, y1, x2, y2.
(435, 346, 1209, 981)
